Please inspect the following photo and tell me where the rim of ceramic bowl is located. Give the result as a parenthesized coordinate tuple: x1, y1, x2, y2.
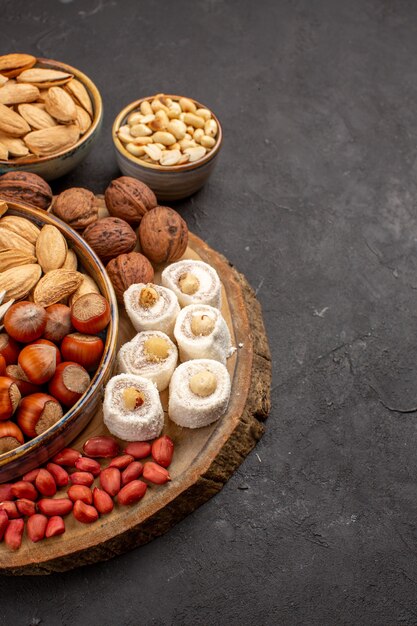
(112, 94, 222, 172)
(0, 202, 118, 471)
(0, 57, 103, 166)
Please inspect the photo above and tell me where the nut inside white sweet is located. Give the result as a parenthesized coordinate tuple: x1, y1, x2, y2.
(139, 285, 159, 309)
(143, 335, 170, 362)
(189, 370, 217, 397)
(190, 313, 215, 337)
(123, 387, 146, 411)
(178, 272, 199, 295)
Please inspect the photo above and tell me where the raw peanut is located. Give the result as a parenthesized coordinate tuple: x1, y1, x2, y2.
(166, 119, 186, 140)
(22, 468, 40, 483)
(67, 484, 92, 505)
(16, 498, 36, 517)
(83, 436, 119, 458)
(151, 131, 176, 146)
(37, 498, 73, 517)
(200, 135, 216, 148)
(52, 447, 81, 467)
(27, 513, 48, 542)
(151, 435, 174, 468)
(184, 146, 206, 162)
(4, 518, 24, 549)
(0, 501, 19, 519)
(183, 112, 205, 129)
(35, 468, 57, 497)
(100, 467, 121, 496)
(143, 462, 171, 485)
(126, 143, 146, 157)
(130, 123, 152, 137)
(144, 144, 162, 161)
(70, 471, 94, 487)
(121, 462, 143, 485)
(45, 515, 65, 538)
(109, 454, 134, 470)
(11, 480, 38, 501)
(92, 487, 114, 514)
(204, 119, 218, 137)
(0, 483, 14, 501)
(140, 100, 153, 115)
(0, 509, 8, 540)
(195, 108, 212, 121)
(73, 500, 98, 524)
(193, 128, 204, 143)
(179, 97, 196, 113)
(46, 463, 69, 487)
(160, 149, 181, 166)
(117, 480, 147, 505)
(124, 441, 152, 459)
(75, 457, 101, 476)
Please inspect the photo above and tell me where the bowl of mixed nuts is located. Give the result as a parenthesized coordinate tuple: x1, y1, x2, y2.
(112, 94, 222, 201)
(0, 54, 103, 181)
(0, 201, 118, 482)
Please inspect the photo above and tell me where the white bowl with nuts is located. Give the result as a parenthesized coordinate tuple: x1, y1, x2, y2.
(112, 94, 222, 201)
(0, 54, 103, 181)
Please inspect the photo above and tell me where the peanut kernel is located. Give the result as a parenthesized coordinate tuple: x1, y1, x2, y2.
(123, 387, 145, 411)
(189, 370, 217, 397)
(139, 285, 159, 308)
(144, 336, 170, 362)
(178, 272, 199, 295)
(190, 314, 215, 336)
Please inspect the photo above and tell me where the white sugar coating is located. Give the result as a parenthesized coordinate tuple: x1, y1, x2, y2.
(174, 304, 233, 365)
(103, 373, 164, 441)
(123, 283, 180, 340)
(117, 330, 178, 391)
(161, 260, 222, 309)
(168, 359, 231, 428)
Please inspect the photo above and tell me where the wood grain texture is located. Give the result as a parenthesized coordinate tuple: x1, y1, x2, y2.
(1, 234, 271, 575)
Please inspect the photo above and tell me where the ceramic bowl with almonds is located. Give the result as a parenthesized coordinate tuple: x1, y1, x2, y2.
(0, 54, 102, 181)
(112, 94, 222, 201)
(0, 200, 118, 482)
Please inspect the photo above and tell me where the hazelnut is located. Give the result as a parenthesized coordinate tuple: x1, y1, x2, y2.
(123, 387, 145, 411)
(138, 205, 188, 264)
(83, 217, 137, 264)
(179, 272, 199, 295)
(189, 370, 217, 397)
(143, 336, 170, 362)
(53, 187, 98, 230)
(191, 314, 215, 336)
(139, 285, 159, 308)
(106, 252, 154, 302)
(0, 171, 52, 210)
(105, 176, 157, 224)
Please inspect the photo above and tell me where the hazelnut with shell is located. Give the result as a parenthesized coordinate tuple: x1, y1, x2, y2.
(104, 176, 157, 224)
(0, 171, 52, 210)
(106, 252, 154, 302)
(138, 205, 188, 264)
(53, 187, 98, 230)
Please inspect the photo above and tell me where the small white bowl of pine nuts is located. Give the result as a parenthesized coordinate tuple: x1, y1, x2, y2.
(112, 94, 222, 201)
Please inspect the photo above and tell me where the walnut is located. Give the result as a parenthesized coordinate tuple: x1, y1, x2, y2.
(53, 187, 97, 230)
(104, 176, 157, 224)
(0, 171, 52, 210)
(106, 252, 154, 302)
(83, 217, 137, 264)
(138, 205, 188, 264)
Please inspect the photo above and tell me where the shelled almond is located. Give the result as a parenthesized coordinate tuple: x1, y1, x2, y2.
(0, 54, 94, 160)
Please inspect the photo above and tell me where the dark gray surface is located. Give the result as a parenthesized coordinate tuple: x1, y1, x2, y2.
(2, 0, 417, 624)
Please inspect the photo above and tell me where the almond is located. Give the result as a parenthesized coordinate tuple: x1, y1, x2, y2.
(75, 105, 91, 134)
(24, 124, 80, 156)
(0, 248, 37, 272)
(0, 53, 36, 77)
(36, 224, 67, 272)
(16, 68, 73, 87)
(0, 264, 42, 301)
(0, 133, 29, 157)
(0, 215, 40, 244)
(17, 103, 57, 130)
(0, 103, 30, 136)
(0, 226, 35, 255)
(0, 83, 40, 105)
(65, 78, 93, 116)
(33, 269, 83, 307)
(44, 86, 77, 123)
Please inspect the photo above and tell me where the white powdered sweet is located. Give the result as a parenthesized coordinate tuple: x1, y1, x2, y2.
(161, 260, 222, 309)
(117, 330, 178, 391)
(123, 283, 180, 339)
(174, 304, 233, 365)
(103, 373, 164, 441)
(168, 359, 231, 428)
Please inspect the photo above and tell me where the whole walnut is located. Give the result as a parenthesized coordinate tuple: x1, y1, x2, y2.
(53, 187, 98, 230)
(106, 252, 154, 302)
(83, 217, 137, 263)
(138, 205, 188, 264)
(0, 171, 52, 210)
(104, 176, 157, 224)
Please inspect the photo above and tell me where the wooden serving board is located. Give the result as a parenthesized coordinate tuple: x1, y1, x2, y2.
(0, 233, 271, 575)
